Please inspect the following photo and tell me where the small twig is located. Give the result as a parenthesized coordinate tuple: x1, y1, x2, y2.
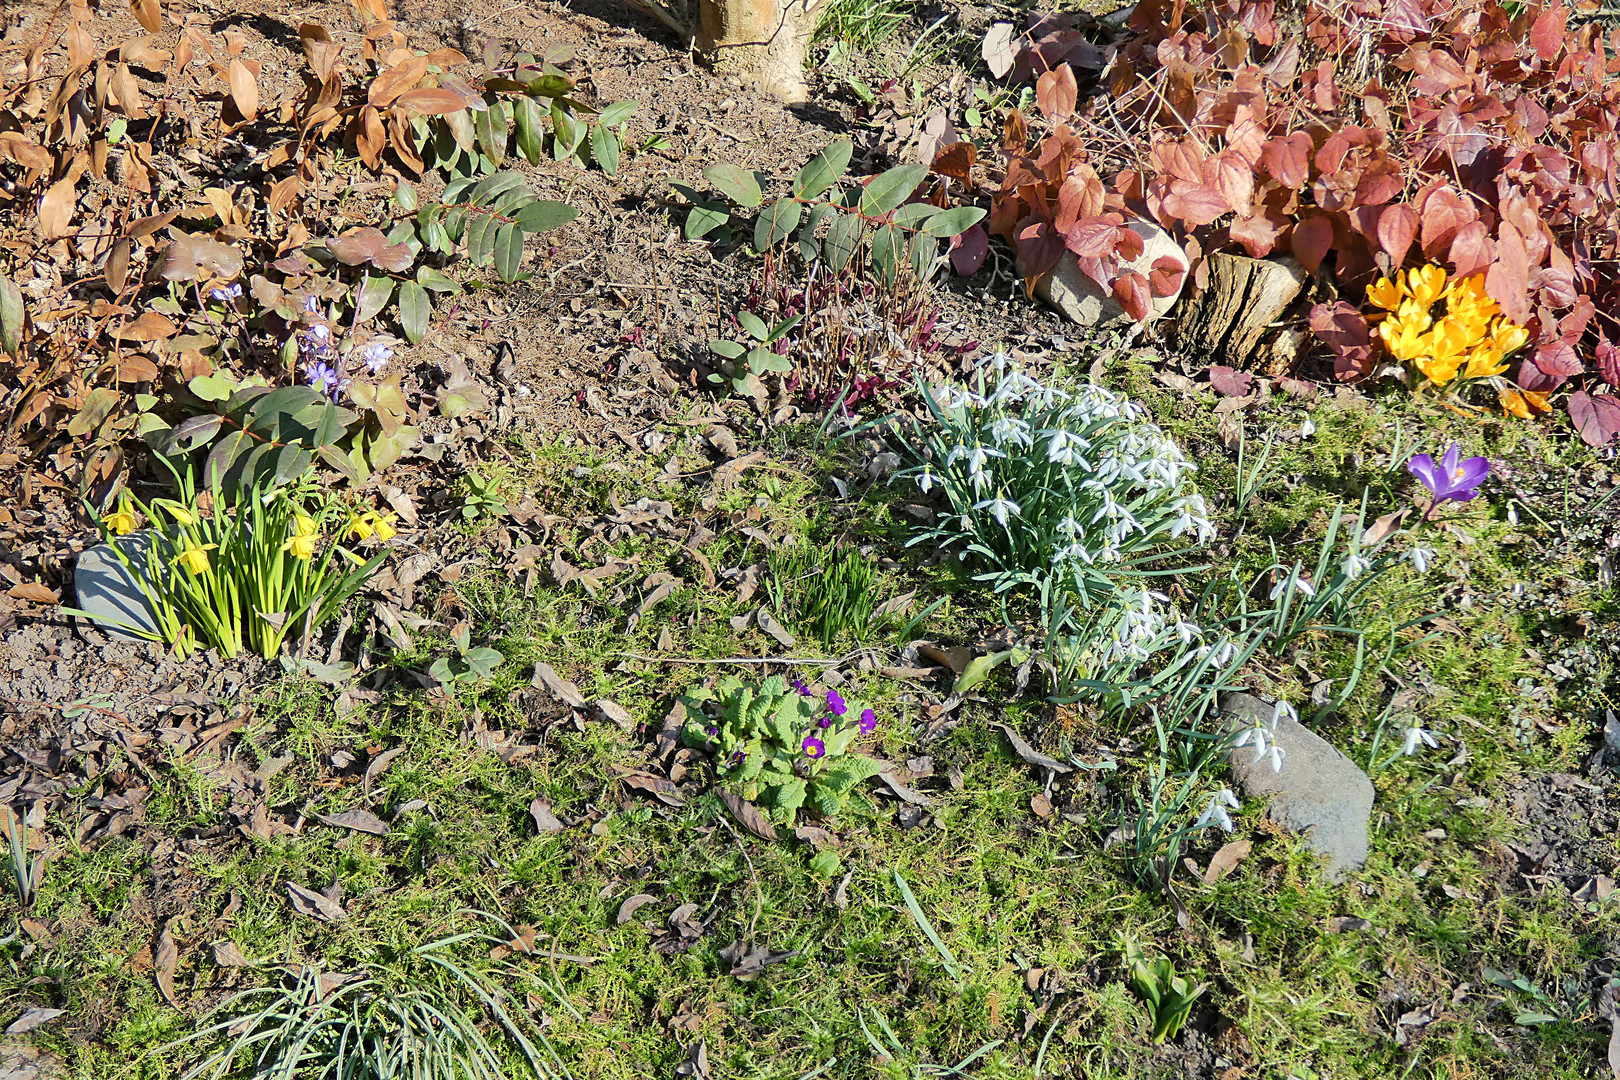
(617, 652, 865, 667)
(714, 814, 764, 942)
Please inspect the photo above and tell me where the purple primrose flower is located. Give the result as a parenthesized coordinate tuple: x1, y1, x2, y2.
(859, 708, 877, 734)
(826, 689, 847, 717)
(818, 716, 833, 729)
(791, 678, 811, 697)
(801, 735, 825, 759)
(1407, 443, 1489, 504)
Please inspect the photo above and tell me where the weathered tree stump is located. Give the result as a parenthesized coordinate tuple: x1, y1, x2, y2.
(1172, 253, 1307, 368)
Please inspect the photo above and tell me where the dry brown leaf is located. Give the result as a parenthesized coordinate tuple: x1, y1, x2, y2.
(996, 723, 1074, 775)
(118, 312, 179, 341)
(38, 171, 82, 239)
(529, 798, 564, 834)
(616, 893, 656, 924)
(212, 940, 251, 968)
(369, 56, 428, 107)
(314, 809, 389, 835)
(1360, 507, 1408, 548)
(155, 922, 179, 1005)
(362, 746, 405, 794)
(1202, 839, 1252, 883)
(7, 582, 59, 604)
(286, 882, 347, 922)
(622, 772, 685, 807)
(719, 789, 780, 841)
(130, 0, 162, 33)
(756, 608, 797, 649)
(532, 662, 587, 708)
(228, 58, 259, 120)
(395, 87, 468, 115)
(715, 450, 766, 489)
(4, 1008, 65, 1035)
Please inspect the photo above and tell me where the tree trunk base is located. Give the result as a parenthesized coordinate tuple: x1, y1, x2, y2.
(1173, 253, 1307, 369)
(695, 0, 819, 103)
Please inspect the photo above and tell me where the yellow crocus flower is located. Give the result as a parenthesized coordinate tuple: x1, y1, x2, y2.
(1366, 276, 1402, 311)
(1462, 344, 1509, 380)
(1407, 264, 1448, 310)
(102, 496, 137, 536)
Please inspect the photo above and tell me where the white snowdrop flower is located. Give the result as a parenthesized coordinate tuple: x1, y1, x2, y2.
(974, 496, 1021, 527)
(1402, 725, 1440, 756)
(1055, 542, 1096, 565)
(1233, 722, 1285, 773)
(1104, 512, 1140, 546)
(935, 385, 974, 411)
(1045, 428, 1091, 465)
(1173, 620, 1201, 644)
(1269, 570, 1316, 600)
(1341, 552, 1372, 580)
(945, 444, 971, 467)
(1507, 505, 1519, 526)
(1271, 700, 1298, 725)
(1196, 788, 1241, 832)
(1200, 639, 1237, 667)
(1301, 417, 1316, 438)
(1056, 516, 1083, 538)
(989, 416, 1033, 448)
(916, 467, 936, 494)
(1407, 546, 1434, 573)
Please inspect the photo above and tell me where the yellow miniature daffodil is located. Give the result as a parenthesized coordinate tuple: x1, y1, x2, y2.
(347, 510, 399, 542)
(102, 496, 138, 536)
(155, 499, 197, 526)
(174, 543, 217, 575)
(281, 513, 318, 561)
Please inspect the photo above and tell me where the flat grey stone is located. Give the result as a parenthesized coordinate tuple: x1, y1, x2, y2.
(73, 533, 160, 640)
(1028, 221, 1188, 327)
(1221, 691, 1373, 881)
(0, 1041, 67, 1080)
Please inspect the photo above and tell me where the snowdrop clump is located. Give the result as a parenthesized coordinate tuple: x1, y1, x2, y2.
(902, 354, 1213, 587)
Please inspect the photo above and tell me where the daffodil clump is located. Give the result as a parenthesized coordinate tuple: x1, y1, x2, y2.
(72, 464, 392, 660)
(1367, 266, 1529, 391)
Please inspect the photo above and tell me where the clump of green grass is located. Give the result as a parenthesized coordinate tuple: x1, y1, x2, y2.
(765, 542, 879, 647)
(173, 914, 577, 1080)
(814, 0, 915, 51)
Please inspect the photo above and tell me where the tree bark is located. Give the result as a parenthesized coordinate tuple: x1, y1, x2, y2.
(694, 0, 820, 103)
(1172, 253, 1308, 368)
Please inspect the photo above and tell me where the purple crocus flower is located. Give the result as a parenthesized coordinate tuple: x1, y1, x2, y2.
(826, 689, 847, 717)
(859, 708, 876, 734)
(1408, 443, 1490, 503)
(801, 735, 826, 759)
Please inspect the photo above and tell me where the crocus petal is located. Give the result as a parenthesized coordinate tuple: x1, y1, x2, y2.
(1451, 456, 1491, 492)
(1438, 442, 1462, 476)
(1406, 454, 1442, 494)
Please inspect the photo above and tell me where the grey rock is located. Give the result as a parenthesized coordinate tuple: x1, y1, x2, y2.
(1221, 691, 1373, 881)
(0, 1041, 67, 1080)
(73, 534, 159, 641)
(1028, 221, 1188, 327)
